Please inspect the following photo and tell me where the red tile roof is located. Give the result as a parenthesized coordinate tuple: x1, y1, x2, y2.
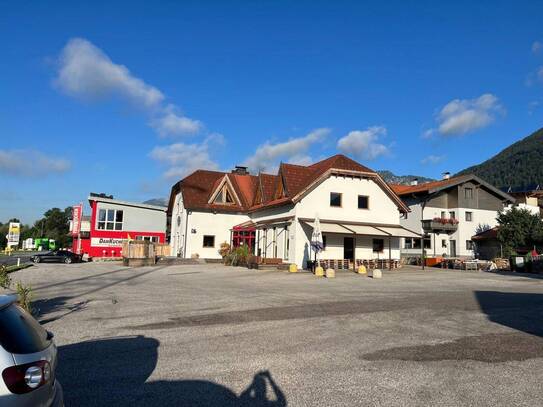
(390, 176, 467, 196)
(167, 154, 406, 214)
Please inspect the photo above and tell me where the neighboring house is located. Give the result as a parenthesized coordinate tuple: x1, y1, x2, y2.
(390, 174, 516, 259)
(502, 185, 543, 217)
(167, 154, 419, 268)
(71, 193, 167, 258)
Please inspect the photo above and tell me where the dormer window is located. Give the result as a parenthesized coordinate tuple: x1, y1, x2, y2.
(213, 184, 234, 204)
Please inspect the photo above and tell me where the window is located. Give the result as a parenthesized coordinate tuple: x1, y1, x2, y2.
(464, 188, 474, 199)
(442, 239, 447, 248)
(136, 236, 159, 243)
(213, 184, 235, 205)
(373, 239, 384, 252)
(0, 304, 50, 354)
(449, 211, 456, 219)
(322, 235, 327, 250)
(358, 195, 369, 209)
(404, 238, 413, 249)
(203, 235, 215, 248)
(97, 209, 123, 230)
(441, 211, 446, 219)
(330, 192, 342, 207)
(466, 240, 475, 250)
(465, 211, 473, 222)
(413, 238, 431, 249)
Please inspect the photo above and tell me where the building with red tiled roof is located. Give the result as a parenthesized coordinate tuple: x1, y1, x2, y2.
(390, 173, 515, 259)
(168, 154, 418, 269)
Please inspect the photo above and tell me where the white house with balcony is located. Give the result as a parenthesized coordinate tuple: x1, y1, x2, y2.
(390, 174, 516, 258)
(167, 154, 420, 269)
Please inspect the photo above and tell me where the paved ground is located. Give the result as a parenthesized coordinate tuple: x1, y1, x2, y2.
(0, 251, 38, 266)
(4, 262, 543, 406)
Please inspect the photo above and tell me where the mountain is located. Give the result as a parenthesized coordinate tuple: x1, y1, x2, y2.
(143, 198, 167, 207)
(456, 127, 543, 189)
(378, 170, 435, 185)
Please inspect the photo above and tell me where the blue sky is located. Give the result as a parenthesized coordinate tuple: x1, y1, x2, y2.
(1, 1, 543, 223)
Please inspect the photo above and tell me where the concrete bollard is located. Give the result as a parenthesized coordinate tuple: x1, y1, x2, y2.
(357, 265, 367, 274)
(289, 264, 298, 273)
(371, 269, 382, 279)
(315, 266, 324, 277)
(325, 268, 335, 278)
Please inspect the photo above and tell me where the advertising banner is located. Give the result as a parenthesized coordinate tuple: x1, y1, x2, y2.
(7, 222, 20, 247)
(72, 204, 83, 236)
(91, 237, 125, 247)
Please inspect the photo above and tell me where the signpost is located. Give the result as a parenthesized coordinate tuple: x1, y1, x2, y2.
(72, 204, 83, 254)
(7, 222, 20, 249)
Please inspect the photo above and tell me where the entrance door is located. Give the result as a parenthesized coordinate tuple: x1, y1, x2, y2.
(343, 237, 354, 261)
(450, 240, 457, 257)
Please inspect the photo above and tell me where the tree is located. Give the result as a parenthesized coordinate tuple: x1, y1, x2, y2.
(496, 207, 543, 256)
(475, 223, 492, 235)
(0, 207, 72, 249)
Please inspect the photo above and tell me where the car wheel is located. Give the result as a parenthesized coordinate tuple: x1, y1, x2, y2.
(33, 257, 41, 264)
(64, 257, 72, 264)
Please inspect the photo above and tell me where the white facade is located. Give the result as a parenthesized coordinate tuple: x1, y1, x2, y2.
(170, 174, 407, 267)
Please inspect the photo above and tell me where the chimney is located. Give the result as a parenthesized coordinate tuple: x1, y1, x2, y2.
(232, 166, 249, 175)
(410, 178, 418, 186)
(442, 172, 451, 180)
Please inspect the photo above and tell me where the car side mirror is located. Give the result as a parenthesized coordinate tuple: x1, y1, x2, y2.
(46, 330, 54, 340)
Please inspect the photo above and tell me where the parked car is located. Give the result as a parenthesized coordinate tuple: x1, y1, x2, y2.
(31, 250, 81, 264)
(0, 295, 64, 406)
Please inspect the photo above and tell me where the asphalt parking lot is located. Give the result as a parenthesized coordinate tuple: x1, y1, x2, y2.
(5, 262, 543, 406)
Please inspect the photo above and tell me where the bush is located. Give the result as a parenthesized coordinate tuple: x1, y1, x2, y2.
(16, 281, 33, 315)
(0, 265, 11, 289)
(218, 242, 231, 259)
(226, 245, 250, 267)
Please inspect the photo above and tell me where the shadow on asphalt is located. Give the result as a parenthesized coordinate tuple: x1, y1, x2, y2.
(33, 296, 88, 325)
(360, 290, 543, 363)
(475, 290, 543, 337)
(57, 336, 287, 406)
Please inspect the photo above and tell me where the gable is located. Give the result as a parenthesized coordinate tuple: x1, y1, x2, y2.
(295, 174, 404, 224)
(208, 175, 241, 206)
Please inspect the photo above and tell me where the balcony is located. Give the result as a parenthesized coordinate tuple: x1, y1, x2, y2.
(422, 217, 458, 234)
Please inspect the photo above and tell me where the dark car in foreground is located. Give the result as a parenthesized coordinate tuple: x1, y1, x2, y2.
(0, 295, 64, 406)
(31, 250, 81, 264)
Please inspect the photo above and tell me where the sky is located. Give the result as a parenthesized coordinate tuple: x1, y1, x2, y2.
(1, 0, 543, 223)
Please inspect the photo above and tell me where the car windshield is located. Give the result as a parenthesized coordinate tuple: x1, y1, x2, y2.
(0, 304, 50, 354)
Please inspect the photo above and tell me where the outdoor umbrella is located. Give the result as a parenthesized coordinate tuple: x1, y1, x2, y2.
(310, 214, 324, 269)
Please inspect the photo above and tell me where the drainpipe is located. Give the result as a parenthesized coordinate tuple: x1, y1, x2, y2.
(183, 210, 191, 258)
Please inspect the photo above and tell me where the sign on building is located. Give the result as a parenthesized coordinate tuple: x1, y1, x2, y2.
(7, 222, 20, 247)
(90, 237, 125, 247)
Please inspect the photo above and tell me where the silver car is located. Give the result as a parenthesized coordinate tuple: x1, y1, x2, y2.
(0, 295, 63, 406)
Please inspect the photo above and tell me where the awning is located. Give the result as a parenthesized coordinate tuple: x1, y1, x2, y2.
(374, 226, 420, 238)
(342, 224, 389, 236)
(301, 219, 421, 238)
(302, 221, 352, 234)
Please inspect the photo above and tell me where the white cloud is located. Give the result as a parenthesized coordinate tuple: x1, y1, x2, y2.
(149, 105, 203, 137)
(421, 154, 446, 165)
(0, 149, 71, 176)
(429, 93, 504, 136)
(538, 66, 543, 82)
(533, 41, 542, 54)
(243, 128, 331, 173)
(55, 38, 164, 109)
(55, 38, 201, 137)
(149, 135, 223, 179)
(336, 126, 390, 160)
